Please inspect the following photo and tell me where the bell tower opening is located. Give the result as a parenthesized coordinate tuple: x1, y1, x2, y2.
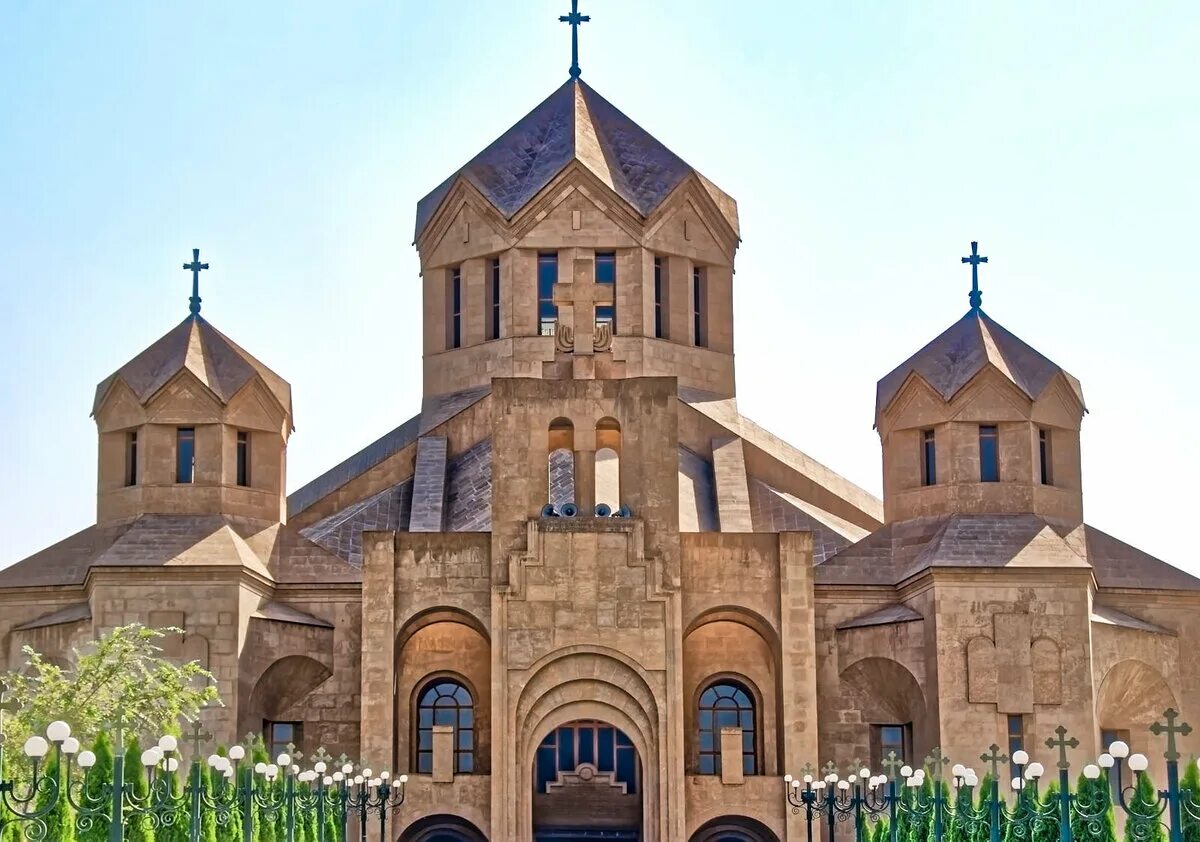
(532, 720, 642, 841)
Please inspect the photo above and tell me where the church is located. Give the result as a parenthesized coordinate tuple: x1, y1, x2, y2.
(3, 9, 1199, 842)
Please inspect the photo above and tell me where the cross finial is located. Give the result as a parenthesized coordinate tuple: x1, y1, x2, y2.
(183, 248, 210, 316)
(980, 744, 1009, 780)
(822, 760, 839, 779)
(800, 762, 815, 780)
(186, 718, 213, 761)
(106, 703, 131, 749)
(285, 741, 302, 763)
(1150, 708, 1193, 762)
(925, 747, 950, 780)
(961, 241, 988, 310)
(1046, 725, 1080, 770)
(558, 0, 590, 79)
(847, 758, 864, 777)
(881, 750, 904, 780)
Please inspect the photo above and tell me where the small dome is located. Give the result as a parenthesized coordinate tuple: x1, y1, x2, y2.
(876, 308, 1084, 419)
(92, 313, 292, 424)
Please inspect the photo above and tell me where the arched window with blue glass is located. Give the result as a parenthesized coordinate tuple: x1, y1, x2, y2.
(415, 677, 474, 774)
(698, 679, 758, 776)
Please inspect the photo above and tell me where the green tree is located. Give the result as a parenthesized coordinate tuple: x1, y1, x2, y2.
(77, 733, 115, 842)
(1125, 772, 1166, 842)
(1, 625, 219, 762)
(199, 763, 218, 842)
(124, 736, 156, 842)
(1071, 772, 1117, 842)
(1181, 762, 1200, 842)
(33, 755, 76, 842)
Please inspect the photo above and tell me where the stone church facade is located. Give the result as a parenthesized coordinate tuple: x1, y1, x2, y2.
(3, 71, 1199, 842)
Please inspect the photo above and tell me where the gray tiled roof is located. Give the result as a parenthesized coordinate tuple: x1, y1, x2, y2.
(836, 603, 923, 630)
(300, 479, 412, 567)
(251, 601, 334, 629)
(12, 602, 92, 631)
(1084, 526, 1200, 591)
(875, 309, 1085, 417)
(746, 478, 854, 563)
(1090, 604, 1175, 635)
(93, 315, 292, 419)
(445, 439, 492, 531)
(414, 79, 738, 240)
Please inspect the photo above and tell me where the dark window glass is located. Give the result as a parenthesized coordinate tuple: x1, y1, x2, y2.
(1101, 729, 1129, 800)
(415, 679, 474, 774)
(872, 723, 910, 770)
(449, 267, 462, 349)
(538, 253, 558, 336)
(653, 257, 665, 339)
(921, 429, 936, 486)
(1039, 428, 1052, 485)
(597, 726, 615, 772)
(264, 721, 302, 763)
(595, 252, 616, 283)
(692, 265, 707, 347)
(125, 431, 138, 487)
(535, 722, 637, 794)
(979, 425, 1000, 482)
(176, 427, 195, 484)
(236, 431, 250, 487)
(698, 681, 756, 776)
(490, 258, 501, 340)
(1008, 714, 1024, 780)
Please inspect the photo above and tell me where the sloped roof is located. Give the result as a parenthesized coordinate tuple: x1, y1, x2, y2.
(12, 602, 92, 631)
(93, 314, 292, 420)
(414, 78, 738, 240)
(837, 603, 923, 630)
(1084, 527, 1200, 591)
(251, 601, 334, 629)
(875, 308, 1084, 417)
(1090, 604, 1175, 635)
(89, 515, 273, 580)
(747, 478, 862, 564)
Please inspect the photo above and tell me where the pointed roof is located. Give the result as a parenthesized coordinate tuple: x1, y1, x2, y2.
(414, 78, 739, 240)
(875, 308, 1084, 418)
(92, 314, 292, 421)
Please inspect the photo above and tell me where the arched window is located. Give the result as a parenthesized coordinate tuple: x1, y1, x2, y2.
(698, 680, 757, 775)
(416, 679, 474, 774)
(595, 418, 621, 508)
(548, 418, 575, 507)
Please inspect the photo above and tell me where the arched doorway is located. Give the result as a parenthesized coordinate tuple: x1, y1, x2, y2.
(690, 815, 780, 842)
(399, 814, 488, 842)
(533, 720, 642, 841)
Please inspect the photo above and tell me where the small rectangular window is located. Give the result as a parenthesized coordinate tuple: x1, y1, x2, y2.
(1039, 428, 1052, 485)
(595, 251, 616, 333)
(692, 265, 707, 347)
(1101, 729, 1130, 800)
(236, 431, 250, 488)
(176, 427, 195, 484)
(448, 267, 462, 349)
(537, 253, 558, 336)
(921, 429, 936, 487)
(1007, 714, 1025, 779)
(264, 720, 303, 763)
(125, 431, 138, 487)
(979, 425, 999, 482)
(653, 257, 667, 339)
(488, 257, 501, 340)
(870, 722, 911, 769)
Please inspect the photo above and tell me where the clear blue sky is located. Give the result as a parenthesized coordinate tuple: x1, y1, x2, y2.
(1, 1, 1197, 571)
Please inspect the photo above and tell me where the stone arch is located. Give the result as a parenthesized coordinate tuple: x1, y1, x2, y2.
(396, 610, 491, 775)
(548, 416, 576, 509)
(683, 607, 781, 775)
(242, 655, 333, 741)
(828, 657, 927, 767)
(515, 647, 662, 841)
(690, 815, 781, 842)
(596, 416, 622, 508)
(1097, 659, 1179, 736)
(398, 813, 488, 842)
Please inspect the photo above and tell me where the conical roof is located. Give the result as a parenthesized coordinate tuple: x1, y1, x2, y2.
(414, 78, 738, 240)
(876, 308, 1084, 417)
(92, 314, 292, 420)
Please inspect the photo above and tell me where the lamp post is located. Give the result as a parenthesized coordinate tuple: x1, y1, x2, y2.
(344, 766, 408, 842)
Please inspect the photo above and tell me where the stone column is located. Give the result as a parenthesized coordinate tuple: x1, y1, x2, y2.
(779, 532, 818, 842)
(574, 424, 596, 513)
(360, 532, 396, 787)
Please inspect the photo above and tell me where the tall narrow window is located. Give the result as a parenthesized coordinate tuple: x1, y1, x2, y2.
(697, 680, 757, 775)
(448, 267, 462, 349)
(264, 721, 302, 763)
(1039, 428, 1052, 485)
(871, 723, 912, 769)
(1101, 729, 1130, 801)
(537, 253, 558, 336)
(595, 251, 616, 333)
(653, 257, 666, 339)
(979, 425, 999, 482)
(692, 265, 707, 347)
(176, 427, 195, 484)
(1007, 714, 1025, 780)
(236, 431, 250, 487)
(921, 429, 936, 487)
(488, 257, 501, 340)
(416, 679, 474, 774)
(124, 431, 138, 487)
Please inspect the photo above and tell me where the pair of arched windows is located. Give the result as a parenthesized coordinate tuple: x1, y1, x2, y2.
(547, 417, 622, 509)
(697, 679, 757, 776)
(415, 678, 474, 774)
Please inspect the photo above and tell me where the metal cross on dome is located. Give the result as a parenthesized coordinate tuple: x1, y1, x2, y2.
(559, 0, 590, 79)
(962, 240, 988, 310)
(183, 248, 210, 317)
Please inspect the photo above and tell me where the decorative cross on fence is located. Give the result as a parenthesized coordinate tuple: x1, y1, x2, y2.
(822, 760, 839, 779)
(925, 747, 950, 780)
(106, 704, 132, 750)
(285, 742, 302, 764)
(847, 758, 865, 777)
(186, 718, 213, 760)
(980, 744, 1009, 780)
(311, 747, 334, 768)
(1046, 725, 1079, 770)
(881, 750, 904, 780)
(1150, 708, 1193, 762)
(800, 762, 815, 781)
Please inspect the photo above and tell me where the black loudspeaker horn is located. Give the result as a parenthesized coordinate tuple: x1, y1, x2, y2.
(560, 502, 579, 517)
(541, 503, 559, 518)
(594, 503, 612, 517)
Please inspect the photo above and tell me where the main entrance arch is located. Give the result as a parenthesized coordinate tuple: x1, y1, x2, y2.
(532, 720, 642, 841)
